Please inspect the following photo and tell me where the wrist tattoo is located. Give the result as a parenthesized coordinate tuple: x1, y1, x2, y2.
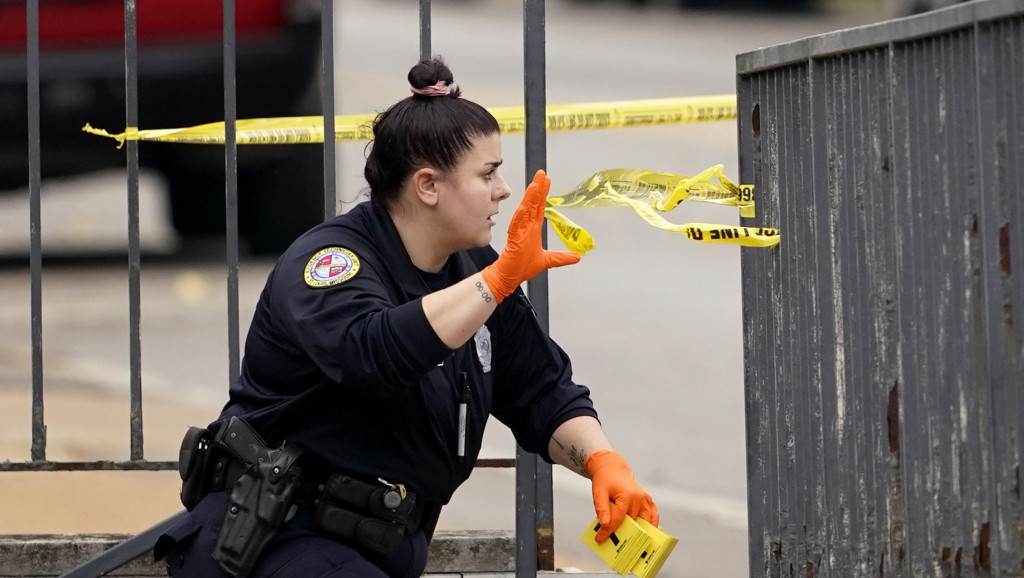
(475, 281, 493, 303)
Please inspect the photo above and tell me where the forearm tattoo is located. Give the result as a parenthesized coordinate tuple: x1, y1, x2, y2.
(569, 445, 589, 473)
(553, 437, 589, 475)
(475, 281, 493, 303)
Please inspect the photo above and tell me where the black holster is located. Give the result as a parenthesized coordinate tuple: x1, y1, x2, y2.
(209, 417, 305, 578)
(314, 474, 419, 554)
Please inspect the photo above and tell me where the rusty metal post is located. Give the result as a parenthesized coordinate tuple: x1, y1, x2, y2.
(738, 2, 1024, 576)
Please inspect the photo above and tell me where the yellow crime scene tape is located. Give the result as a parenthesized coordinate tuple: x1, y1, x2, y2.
(83, 94, 780, 249)
(82, 95, 737, 146)
(544, 165, 779, 253)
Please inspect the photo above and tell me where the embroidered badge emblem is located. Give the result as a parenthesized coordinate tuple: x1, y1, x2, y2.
(474, 324, 492, 373)
(304, 247, 360, 288)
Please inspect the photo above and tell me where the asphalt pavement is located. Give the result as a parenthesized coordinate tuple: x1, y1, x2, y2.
(0, 1, 887, 575)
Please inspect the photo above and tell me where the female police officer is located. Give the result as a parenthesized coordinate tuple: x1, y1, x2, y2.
(156, 57, 659, 578)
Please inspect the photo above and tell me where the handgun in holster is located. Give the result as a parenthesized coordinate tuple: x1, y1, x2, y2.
(210, 416, 305, 578)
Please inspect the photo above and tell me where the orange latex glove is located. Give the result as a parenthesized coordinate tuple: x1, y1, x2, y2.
(480, 169, 581, 303)
(584, 449, 660, 542)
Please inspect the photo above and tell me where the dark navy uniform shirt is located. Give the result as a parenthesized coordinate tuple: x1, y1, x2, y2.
(217, 200, 597, 504)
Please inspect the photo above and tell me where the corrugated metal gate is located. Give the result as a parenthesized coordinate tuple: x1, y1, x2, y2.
(15, 0, 555, 575)
(737, 0, 1024, 576)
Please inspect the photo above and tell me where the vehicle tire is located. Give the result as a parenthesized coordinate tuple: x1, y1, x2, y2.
(155, 149, 229, 240)
(238, 145, 326, 256)
(156, 145, 325, 256)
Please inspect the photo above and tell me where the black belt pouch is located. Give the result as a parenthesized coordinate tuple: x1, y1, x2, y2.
(314, 474, 418, 554)
(178, 426, 213, 511)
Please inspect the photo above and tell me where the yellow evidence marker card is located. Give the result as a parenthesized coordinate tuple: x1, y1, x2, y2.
(580, 514, 678, 577)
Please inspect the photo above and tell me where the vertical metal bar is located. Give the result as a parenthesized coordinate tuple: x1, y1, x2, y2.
(776, 65, 800, 578)
(975, 17, 1022, 578)
(321, 0, 336, 219)
(419, 0, 431, 61)
(973, 18, 1006, 576)
(224, 0, 240, 386)
(523, 0, 548, 323)
(520, 0, 553, 573)
(806, 54, 832, 578)
(891, 37, 925, 578)
(124, 0, 143, 461)
(26, 0, 45, 463)
(514, 443, 539, 577)
(737, 69, 761, 578)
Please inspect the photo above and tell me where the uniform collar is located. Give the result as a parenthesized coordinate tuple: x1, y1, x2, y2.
(368, 201, 477, 298)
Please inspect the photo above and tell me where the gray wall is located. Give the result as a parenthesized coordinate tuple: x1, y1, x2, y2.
(737, 1, 1024, 576)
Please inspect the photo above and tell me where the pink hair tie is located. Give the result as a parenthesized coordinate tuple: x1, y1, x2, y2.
(410, 80, 450, 96)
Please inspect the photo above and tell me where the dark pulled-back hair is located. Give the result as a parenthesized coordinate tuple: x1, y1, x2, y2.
(364, 56, 500, 209)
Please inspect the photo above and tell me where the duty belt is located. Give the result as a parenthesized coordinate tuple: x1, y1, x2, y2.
(179, 417, 436, 567)
(207, 453, 433, 535)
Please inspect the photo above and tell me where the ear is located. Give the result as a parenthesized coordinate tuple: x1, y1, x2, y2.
(411, 167, 440, 207)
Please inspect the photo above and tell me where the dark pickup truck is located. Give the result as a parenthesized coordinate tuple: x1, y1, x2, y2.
(0, 0, 326, 254)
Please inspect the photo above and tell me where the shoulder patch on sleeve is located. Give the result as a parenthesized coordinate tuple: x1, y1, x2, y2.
(304, 247, 360, 288)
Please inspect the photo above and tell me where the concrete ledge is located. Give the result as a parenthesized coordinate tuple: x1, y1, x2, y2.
(422, 530, 514, 573)
(0, 530, 520, 577)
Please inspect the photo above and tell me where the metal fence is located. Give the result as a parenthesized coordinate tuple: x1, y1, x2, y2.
(737, 0, 1024, 576)
(14, 0, 554, 575)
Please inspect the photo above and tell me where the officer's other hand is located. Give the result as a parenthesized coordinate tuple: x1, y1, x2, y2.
(584, 449, 660, 542)
(481, 170, 581, 303)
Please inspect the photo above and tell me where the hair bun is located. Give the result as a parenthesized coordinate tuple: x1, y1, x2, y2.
(408, 56, 461, 97)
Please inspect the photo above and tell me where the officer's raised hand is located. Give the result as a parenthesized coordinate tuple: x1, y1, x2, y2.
(481, 169, 580, 303)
